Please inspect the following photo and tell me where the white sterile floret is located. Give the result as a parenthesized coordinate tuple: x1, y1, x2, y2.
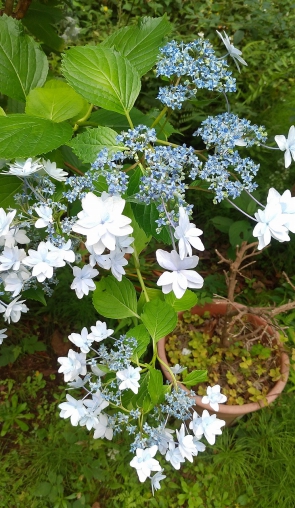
(88, 320, 114, 342)
(130, 446, 162, 483)
(0, 227, 30, 248)
(0, 246, 26, 271)
(42, 159, 68, 182)
(46, 239, 75, 263)
(80, 393, 109, 431)
(70, 264, 99, 299)
(57, 349, 87, 382)
(154, 427, 174, 455)
(23, 242, 65, 282)
(84, 391, 109, 415)
(174, 207, 205, 259)
(3, 158, 43, 177)
(115, 234, 134, 254)
(190, 410, 225, 445)
(201, 384, 227, 412)
(68, 327, 93, 353)
(2, 269, 30, 296)
(109, 247, 128, 281)
(150, 469, 166, 495)
(34, 205, 53, 229)
(72, 192, 133, 252)
(0, 296, 29, 323)
(176, 423, 200, 462)
(170, 363, 186, 374)
(165, 442, 185, 470)
(93, 413, 113, 440)
(58, 394, 87, 426)
(86, 243, 112, 269)
(267, 188, 295, 233)
(116, 365, 142, 394)
(0, 328, 7, 345)
(253, 203, 290, 250)
(181, 348, 191, 356)
(0, 209, 16, 237)
(216, 30, 248, 72)
(156, 249, 204, 299)
(275, 126, 295, 168)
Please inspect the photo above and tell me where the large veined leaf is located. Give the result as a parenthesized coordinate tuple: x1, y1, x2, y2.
(93, 276, 139, 319)
(26, 80, 88, 123)
(0, 15, 48, 102)
(22, 1, 65, 52)
(62, 46, 141, 115)
(141, 299, 177, 343)
(0, 176, 23, 209)
(102, 16, 171, 76)
(0, 115, 73, 158)
(69, 126, 124, 163)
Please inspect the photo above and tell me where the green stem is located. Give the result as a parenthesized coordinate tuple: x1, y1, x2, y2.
(157, 356, 178, 389)
(151, 106, 168, 128)
(132, 247, 150, 303)
(76, 104, 94, 125)
(125, 110, 134, 129)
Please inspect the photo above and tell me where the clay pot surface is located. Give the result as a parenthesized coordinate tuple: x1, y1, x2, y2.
(157, 301, 290, 425)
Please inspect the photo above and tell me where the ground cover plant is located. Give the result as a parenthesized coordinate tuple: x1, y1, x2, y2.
(0, 0, 295, 500)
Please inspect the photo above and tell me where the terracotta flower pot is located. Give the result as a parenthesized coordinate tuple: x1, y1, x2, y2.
(157, 301, 290, 426)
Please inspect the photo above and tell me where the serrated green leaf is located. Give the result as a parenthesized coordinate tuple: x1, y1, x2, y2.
(102, 16, 171, 76)
(141, 299, 177, 343)
(137, 288, 164, 315)
(0, 175, 23, 209)
(69, 126, 124, 163)
(127, 324, 151, 360)
(148, 368, 163, 404)
(182, 369, 207, 387)
(0, 15, 48, 102)
(21, 287, 47, 306)
(164, 290, 198, 311)
(0, 115, 73, 158)
(62, 46, 141, 115)
(132, 202, 171, 244)
(93, 276, 139, 319)
(124, 203, 151, 255)
(26, 80, 88, 123)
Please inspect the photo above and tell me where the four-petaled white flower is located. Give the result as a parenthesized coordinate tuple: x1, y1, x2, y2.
(34, 205, 53, 229)
(130, 446, 162, 483)
(58, 394, 86, 426)
(216, 30, 248, 72)
(0, 227, 29, 248)
(70, 264, 99, 299)
(93, 413, 113, 440)
(275, 126, 295, 168)
(189, 410, 225, 445)
(0, 246, 26, 271)
(42, 159, 68, 181)
(267, 188, 295, 233)
(2, 269, 30, 296)
(170, 363, 186, 374)
(150, 469, 166, 495)
(23, 242, 64, 282)
(109, 247, 128, 281)
(0, 209, 16, 237)
(72, 192, 133, 252)
(174, 207, 205, 259)
(88, 320, 114, 342)
(57, 349, 87, 382)
(201, 384, 227, 412)
(68, 327, 93, 353)
(46, 239, 75, 263)
(3, 158, 43, 177)
(0, 328, 7, 345)
(0, 296, 29, 323)
(176, 423, 200, 462)
(253, 203, 290, 250)
(116, 366, 142, 394)
(156, 249, 204, 299)
(165, 442, 185, 470)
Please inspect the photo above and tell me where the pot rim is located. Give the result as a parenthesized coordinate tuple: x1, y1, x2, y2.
(157, 300, 290, 417)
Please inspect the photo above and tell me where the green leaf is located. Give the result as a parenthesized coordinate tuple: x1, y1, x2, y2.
(141, 299, 177, 343)
(124, 203, 151, 255)
(182, 369, 207, 387)
(69, 126, 124, 163)
(90, 107, 149, 131)
(62, 46, 141, 115)
(0, 175, 23, 209)
(229, 220, 254, 247)
(0, 15, 48, 102)
(164, 290, 198, 311)
(126, 324, 151, 360)
(22, 2, 65, 52)
(34, 481, 52, 497)
(93, 276, 139, 319)
(0, 115, 73, 158)
(132, 202, 171, 244)
(148, 368, 163, 404)
(26, 80, 89, 123)
(0, 108, 5, 117)
(21, 287, 47, 306)
(102, 16, 171, 76)
(211, 216, 234, 233)
(137, 288, 164, 315)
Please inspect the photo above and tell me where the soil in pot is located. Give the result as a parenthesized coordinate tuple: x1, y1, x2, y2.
(164, 304, 287, 406)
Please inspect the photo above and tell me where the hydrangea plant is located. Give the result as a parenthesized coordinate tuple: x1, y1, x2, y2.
(0, 14, 294, 493)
